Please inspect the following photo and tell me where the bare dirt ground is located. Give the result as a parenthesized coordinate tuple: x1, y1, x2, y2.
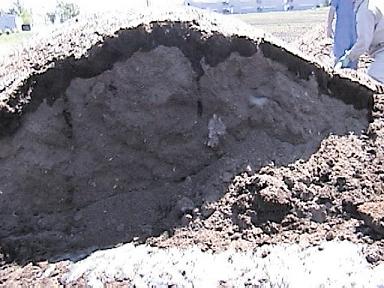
(234, 8, 328, 43)
(236, 8, 374, 70)
(1, 7, 384, 287)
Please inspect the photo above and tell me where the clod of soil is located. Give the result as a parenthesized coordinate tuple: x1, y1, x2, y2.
(0, 9, 376, 263)
(358, 200, 384, 236)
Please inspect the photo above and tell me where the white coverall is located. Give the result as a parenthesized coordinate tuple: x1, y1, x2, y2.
(345, 0, 384, 83)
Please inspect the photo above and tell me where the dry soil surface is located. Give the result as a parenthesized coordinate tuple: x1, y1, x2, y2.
(293, 25, 374, 71)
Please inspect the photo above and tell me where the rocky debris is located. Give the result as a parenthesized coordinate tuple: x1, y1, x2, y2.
(342, 196, 360, 215)
(152, 130, 384, 253)
(175, 197, 195, 216)
(358, 200, 384, 236)
(310, 205, 327, 224)
(325, 231, 335, 241)
(0, 261, 69, 287)
(200, 202, 216, 219)
(226, 174, 293, 231)
(366, 251, 382, 264)
(181, 214, 193, 226)
(364, 241, 384, 264)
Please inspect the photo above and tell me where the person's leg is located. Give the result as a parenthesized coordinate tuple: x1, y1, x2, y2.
(347, 59, 358, 70)
(368, 51, 384, 83)
(333, 47, 344, 66)
(333, 51, 357, 69)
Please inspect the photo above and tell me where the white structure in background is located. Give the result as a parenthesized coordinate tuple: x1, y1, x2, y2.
(0, 13, 21, 34)
(186, 0, 325, 13)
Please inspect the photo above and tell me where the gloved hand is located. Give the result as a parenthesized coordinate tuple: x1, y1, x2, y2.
(335, 54, 350, 69)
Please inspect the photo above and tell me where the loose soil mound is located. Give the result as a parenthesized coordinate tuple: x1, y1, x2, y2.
(0, 9, 381, 269)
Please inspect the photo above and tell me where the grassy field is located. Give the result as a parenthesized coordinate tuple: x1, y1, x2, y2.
(233, 8, 328, 42)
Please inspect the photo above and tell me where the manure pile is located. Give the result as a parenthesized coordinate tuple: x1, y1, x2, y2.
(0, 8, 384, 287)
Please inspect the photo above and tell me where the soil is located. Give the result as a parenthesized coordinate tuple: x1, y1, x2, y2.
(0, 7, 384, 287)
(293, 25, 373, 71)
